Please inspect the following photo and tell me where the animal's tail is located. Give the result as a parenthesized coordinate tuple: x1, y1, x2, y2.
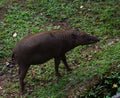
(11, 53, 15, 61)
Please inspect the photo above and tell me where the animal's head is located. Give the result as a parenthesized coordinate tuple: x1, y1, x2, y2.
(71, 30, 100, 45)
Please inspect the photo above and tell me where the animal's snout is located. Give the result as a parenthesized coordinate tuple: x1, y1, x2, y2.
(89, 36, 100, 44)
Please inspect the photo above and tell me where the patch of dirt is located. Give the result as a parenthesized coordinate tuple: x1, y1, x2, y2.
(0, 0, 11, 20)
(0, 74, 8, 95)
(0, 66, 19, 97)
(0, 0, 28, 21)
(53, 19, 72, 30)
(0, 7, 7, 21)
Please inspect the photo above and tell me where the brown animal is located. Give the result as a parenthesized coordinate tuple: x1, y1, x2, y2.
(8, 30, 99, 94)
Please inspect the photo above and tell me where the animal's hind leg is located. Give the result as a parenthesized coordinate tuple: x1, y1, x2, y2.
(19, 64, 30, 94)
(61, 55, 72, 71)
(54, 58, 61, 77)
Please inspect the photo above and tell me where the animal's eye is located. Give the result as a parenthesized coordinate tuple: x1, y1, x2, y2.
(82, 35, 89, 40)
(71, 33, 77, 39)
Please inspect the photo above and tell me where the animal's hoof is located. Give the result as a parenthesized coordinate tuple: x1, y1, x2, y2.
(20, 88, 26, 95)
(56, 73, 62, 77)
(55, 76, 62, 84)
(20, 91, 25, 95)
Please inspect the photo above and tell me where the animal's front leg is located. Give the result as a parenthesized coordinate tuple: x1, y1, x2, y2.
(61, 54, 72, 71)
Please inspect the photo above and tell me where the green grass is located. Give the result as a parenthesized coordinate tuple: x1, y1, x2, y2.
(0, 0, 120, 97)
(0, 0, 8, 9)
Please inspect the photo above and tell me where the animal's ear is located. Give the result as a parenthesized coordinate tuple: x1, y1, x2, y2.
(71, 33, 77, 39)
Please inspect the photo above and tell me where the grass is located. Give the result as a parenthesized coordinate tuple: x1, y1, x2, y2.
(0, 0, 8, 9)
(0, 0, 120, 97)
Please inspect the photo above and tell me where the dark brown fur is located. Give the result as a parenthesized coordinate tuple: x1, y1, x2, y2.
(10, 30, 99, 94)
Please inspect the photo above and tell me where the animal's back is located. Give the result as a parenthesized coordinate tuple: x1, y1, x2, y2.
(13, 30, 70, 65)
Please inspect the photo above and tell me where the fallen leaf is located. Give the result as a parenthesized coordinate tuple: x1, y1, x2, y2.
(13, 33, 17, 37)
(113, 84, 118, 88)
(0, 86, 2, 90)
(108, 41, 115, 46)
(80, 6, 83, 8)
